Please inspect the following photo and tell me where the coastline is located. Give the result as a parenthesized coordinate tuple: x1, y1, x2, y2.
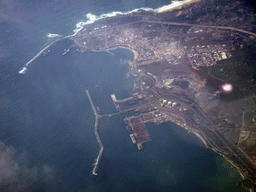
(108, 46, 139, 60)
(192, 130, 246, 181)
(192, 131, 208, 147)
(225, 156, 246, 179)
(124, 47, 139, 60)
(71, 0, 203, 38)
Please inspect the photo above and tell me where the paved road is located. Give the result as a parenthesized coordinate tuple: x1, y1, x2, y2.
(145, 20, 256, 37)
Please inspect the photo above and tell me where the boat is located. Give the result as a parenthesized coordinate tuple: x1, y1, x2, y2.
(62, 49, 70, 56)
(43, 49, 51, 56)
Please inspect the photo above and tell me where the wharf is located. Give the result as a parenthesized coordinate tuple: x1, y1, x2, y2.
(86, 90, 103, 175)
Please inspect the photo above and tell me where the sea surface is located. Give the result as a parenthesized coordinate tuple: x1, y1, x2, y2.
(0, 0, 246, 191)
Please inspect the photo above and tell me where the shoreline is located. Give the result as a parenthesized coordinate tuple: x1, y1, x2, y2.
(191, 130, 246, 181)
(70, 0, 203, 38)
(107, 46, 139, 60)
(213, 148, 246, 180)
(192, 131, 208, 147)
(225, 156, 246, 179)
(123, 47, 139, 60)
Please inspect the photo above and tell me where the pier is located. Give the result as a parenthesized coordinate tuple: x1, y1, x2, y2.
(86, 90, 103, 175)
(19, 36, 66, 74)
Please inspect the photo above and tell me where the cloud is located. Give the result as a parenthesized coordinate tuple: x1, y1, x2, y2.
(0, 141, 55, 192)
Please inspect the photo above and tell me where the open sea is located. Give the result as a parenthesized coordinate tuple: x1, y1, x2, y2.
(0, 0, 247, 191)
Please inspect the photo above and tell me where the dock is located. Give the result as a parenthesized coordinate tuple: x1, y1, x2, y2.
(86, 90, 104, 175)
(124, 116, 152, 150)
(110, 94, 121, 111)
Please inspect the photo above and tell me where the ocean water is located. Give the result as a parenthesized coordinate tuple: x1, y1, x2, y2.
(0, 0, 247, 191)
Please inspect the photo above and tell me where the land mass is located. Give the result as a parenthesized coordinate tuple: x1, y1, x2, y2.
(71, 0, 256, 190)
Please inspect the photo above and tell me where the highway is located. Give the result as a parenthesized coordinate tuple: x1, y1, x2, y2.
(145, 20, 256, 37)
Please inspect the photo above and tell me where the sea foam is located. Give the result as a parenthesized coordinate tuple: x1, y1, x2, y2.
(72, 7, 154, 36)
(19, 67, 27, 74)
(47, 33, 61, 38)
(72, 0, 198, 36)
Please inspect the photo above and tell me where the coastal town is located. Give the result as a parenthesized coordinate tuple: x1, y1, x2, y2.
(71, 0, 256, 190)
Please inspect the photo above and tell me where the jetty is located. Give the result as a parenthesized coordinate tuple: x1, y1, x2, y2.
(86, 90, 103, 175)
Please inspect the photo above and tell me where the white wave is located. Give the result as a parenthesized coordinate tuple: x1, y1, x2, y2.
(72, 7, 154, 36)
(47, 33, 60, 38)
(19, 67, 27, 74)
(72, 0, 200, 36)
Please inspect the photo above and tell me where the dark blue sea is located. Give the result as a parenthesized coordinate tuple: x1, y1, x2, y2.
(0, 0, 246, 191)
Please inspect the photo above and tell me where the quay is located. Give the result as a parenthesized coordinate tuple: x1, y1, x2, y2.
(86, 90, 104, 175)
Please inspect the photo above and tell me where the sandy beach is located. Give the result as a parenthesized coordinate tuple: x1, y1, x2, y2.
(118, 46, 139, 60)
(218, 151, 246, 180)
(130, 48, 139, 60)
(156, 0, 201, 13)
(192, 131, 208, 147)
